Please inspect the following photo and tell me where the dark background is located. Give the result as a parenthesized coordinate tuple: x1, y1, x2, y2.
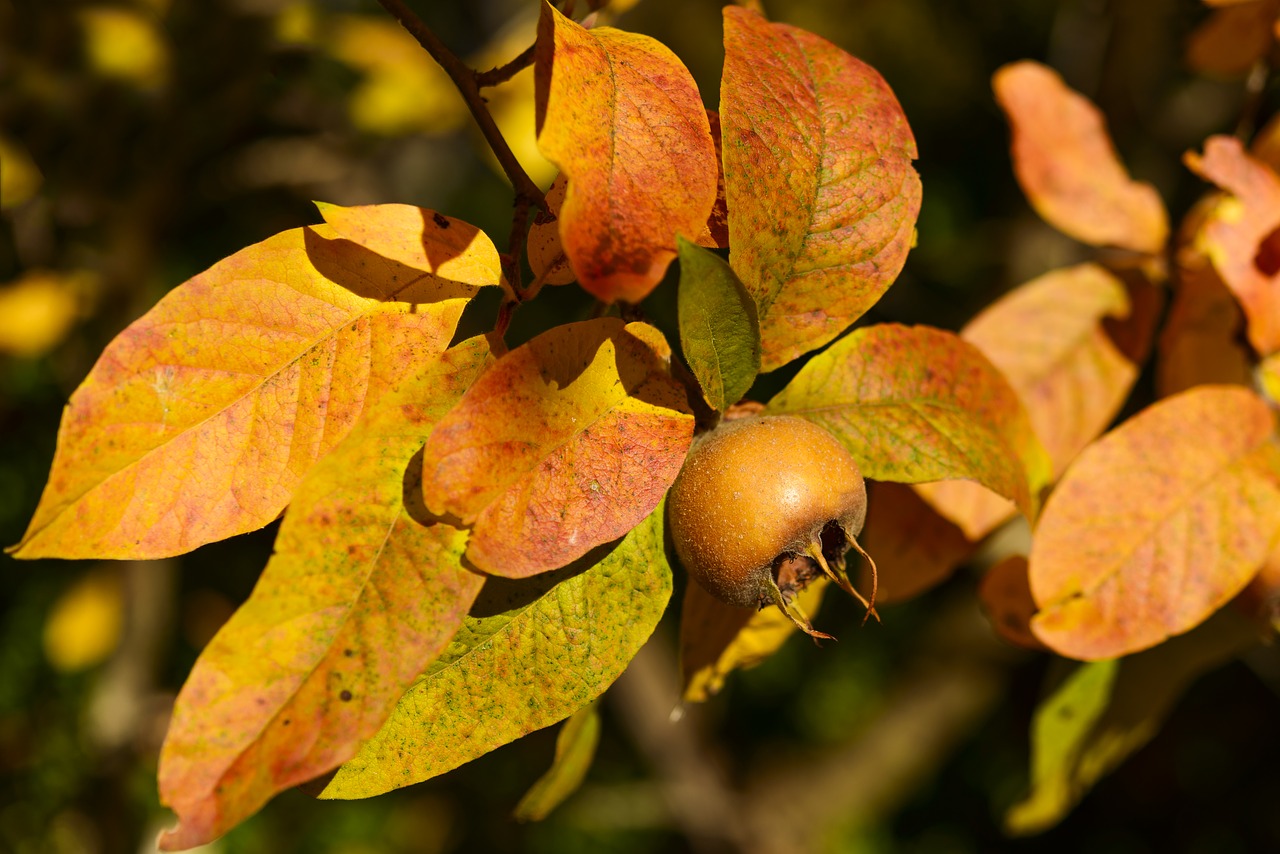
(2, 0, 1278, 852)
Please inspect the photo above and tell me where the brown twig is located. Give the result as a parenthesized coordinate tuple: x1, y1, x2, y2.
(475, 43, 536, 88)
(374, 0, 545, 207)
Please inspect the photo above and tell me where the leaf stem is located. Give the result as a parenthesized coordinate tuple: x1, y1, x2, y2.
(475, 44, 536, 88)
(374, 0, 546, 207)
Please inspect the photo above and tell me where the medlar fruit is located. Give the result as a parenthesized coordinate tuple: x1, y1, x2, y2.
(667, 414, 877, 638)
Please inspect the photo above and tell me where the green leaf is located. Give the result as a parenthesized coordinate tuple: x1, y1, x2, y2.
(767, 323, 1051, 517)
(319, 499, 673, 799)
(676, 237, 761, 412)
(1007, 611, 1259, 835)
(513, 702, 601, 822)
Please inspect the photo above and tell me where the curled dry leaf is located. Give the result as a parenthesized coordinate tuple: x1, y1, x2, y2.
(1030, 386, 1280, 660)
(10, 203, 496, 561)
(767, 324, 1052, 518)
(993, 61, 1168, 255)
(1185, 135, 1280, 355)
(720, 6, 921, 372)
(420, 318, 693, 577)
(534, 2, 717, 303)
(158, 339, 491, 850)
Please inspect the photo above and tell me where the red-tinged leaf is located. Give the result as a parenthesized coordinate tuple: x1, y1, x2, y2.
(421, 318, 693, 577)
(1157, 260, 1252, 397)
(1185, 136, 1280, 354)
(721, 7, 921, 372)
(527, 174, 576, 287)
(680, 576, 828, 703)
(11, 204, 498, 561)
(767, 324, 1052, 517)
(534, 2, 717, 303)
(856, 482, 976, 604)
(979, 556, 1046, 651)
(319, 500, 672, 799)
(1030, 386, 1280, 660)
(993, 62, 1168, 254)
(961, 264, 1138, 476)
(1186, 1, 1279, 78)
(695, 109, 729, 250)
(157, 338, 491, 850)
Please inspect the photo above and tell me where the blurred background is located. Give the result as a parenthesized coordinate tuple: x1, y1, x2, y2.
(3, 0, 1280, 851)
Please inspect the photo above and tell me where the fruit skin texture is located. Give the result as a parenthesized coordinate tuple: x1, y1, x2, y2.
(667, 415, 867, 609)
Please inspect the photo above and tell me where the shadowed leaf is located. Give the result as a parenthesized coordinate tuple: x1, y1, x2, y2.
(1158, 254, 1252, 397)
(319, 500, 672, 799)
(978, 556, 1045, 651)
(421, 318, 692, 578)
(856, 482, 976, 604)
(1186, 0, 1279, 79)
(157, 338, 491, 850)
(680, 577, 828, 703)
(1030, 386, 1280, 660)
(677, 237, 761, 413)
(11, 204, 497, 560)
(994, 61, 1168, 254)
(721, 6, 921, 372)
(767, 324, 1051, 517)
(527, 173, 576, 287)
(1185, 136, 1280, 355)
(513, 703, 601, 822)
(534, 2, 717, 303)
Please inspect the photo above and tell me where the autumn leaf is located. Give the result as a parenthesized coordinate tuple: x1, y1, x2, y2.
(856, 482, 976, 604)
(534, 1, 717, 303)
(157, 337, 491, 851)
(0, 269, 94, 358)
(513, 702, 601, 822)
(527, 173, 576, 287)
(993, 61, 1168, 254)
(420, 318, 692, 578)
(978, 556, 1044, 651)
(319, 500, 672, 799)
(42, 566, 124, 672)
(680, 577, 828, 703)
(720, 6, 921, 372)
(695, 109, 729, 250)
(1185, 135, 1280, 355)
(677, 237, 761, 413)
(1158, 258, 1252, 397)
(767, 324, 1052, 517)
(11, 203, 497, 560)
(1007, 612, 1260, 835)
(1030, 386, 1280, 660)
(1186, 0, 1280, 79)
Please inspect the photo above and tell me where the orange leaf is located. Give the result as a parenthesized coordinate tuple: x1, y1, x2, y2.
(1186, 1, 1279, 78)
(421, 318, 693, 577)
(721, 7, 921, 372)
(157, 338, 491, 849)
(534, 2, 717, 303)
(1158, 260, 1252, 397)
(11, 204, 496, 560)
(695, 109, 729, 250)
(857, 482, 975, 604)
(979, 556, 1046, 651)
(527, 173, 576, 287)
(1185, 136, 1280, 355)
(1030, 386, 1280, 660)
(993, 61, 1168, 254)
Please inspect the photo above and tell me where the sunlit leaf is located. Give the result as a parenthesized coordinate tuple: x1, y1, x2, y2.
(993, 61, 1168, 254)
(157, 338, 491, 851)
(856, 482, 975, 604)
(767, 324, 1051, 517)
(1007, 612, 1260, 835)
(320, 500, 672, 799)
(978, 556, 1044, 651)
(534, 2, 717, 303)
(680, 577, 828, 703)
(1030, 386, 1280, 660)
(1185, 135, 1280, 355)
(43, 566, 123, 672)
(11, 204, 494, 560)
(421, 318, 693, 577)
(513, 702, 601, 822)
(721, 6, 921, 371)
(677, 237, 760, 413)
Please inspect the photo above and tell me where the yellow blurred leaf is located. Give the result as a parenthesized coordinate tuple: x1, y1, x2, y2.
(0, 136, 43, 209)
(328, 16, 466, 136)
(275, 0, 320, 47)
(79, 7, 169, 89)
(43, 567, 124, 672)
(0, 270, 93, 358)
(473, 23, 559, 188)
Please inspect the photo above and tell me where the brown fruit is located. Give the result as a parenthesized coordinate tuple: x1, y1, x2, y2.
(667, 415, 877, 637)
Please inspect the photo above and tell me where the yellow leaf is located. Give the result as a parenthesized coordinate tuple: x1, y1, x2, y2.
(43, 567, 123, 672)
(0, 270, 94, 358)
(79, 7, 169, 89)
(0, 136, 43, 209)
